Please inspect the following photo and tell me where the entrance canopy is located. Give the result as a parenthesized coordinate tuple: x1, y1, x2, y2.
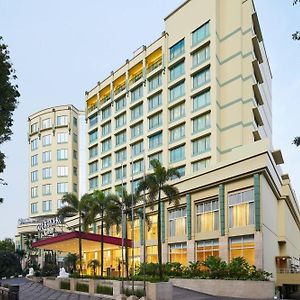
(32, 231, 132, 253)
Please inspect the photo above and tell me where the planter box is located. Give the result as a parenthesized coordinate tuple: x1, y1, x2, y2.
(146, 282, 173, 300)
(170, 278, 275, 299)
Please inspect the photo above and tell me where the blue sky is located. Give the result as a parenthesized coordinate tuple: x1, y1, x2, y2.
(0, 0, 299, 239)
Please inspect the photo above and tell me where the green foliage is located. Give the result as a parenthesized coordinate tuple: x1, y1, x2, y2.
(124, 287, 145, 297)
(87, 259, 100, 276)
(60, 281, 70, 290)
(0, 238, 15, 252)
(63, 253, 79, 272)
(96, 284, 113, 295)
(0, 251, 22, 277)
(76, 282, 89, 293)
(41, 263, 59, 277)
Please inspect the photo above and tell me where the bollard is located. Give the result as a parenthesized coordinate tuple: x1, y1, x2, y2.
(8, 285, 19, 300)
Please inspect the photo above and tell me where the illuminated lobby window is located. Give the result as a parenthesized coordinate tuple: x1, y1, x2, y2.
(229, 235, 255, 265)
(127, 219, 140, 244)
(195, 239, 219, 262)
(196, 199, 219, 232)
(169, 207, 186, 237)
(228, 188, 254, 228)
(146, 215, 157, 241)
(169, 243, 187, 266)
(146, 246, 158, 263)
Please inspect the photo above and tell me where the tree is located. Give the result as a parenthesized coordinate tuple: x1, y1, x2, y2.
(57, 193, 90, 276)
(0, 36, 19, 203)
(63, 253, 79, 273)
(0, 238, 15, 252)
(293, 0, 300, 40)
(293, 137, 300, 146)
(87, 259, 100, 276)
(137, 159, 181, 281)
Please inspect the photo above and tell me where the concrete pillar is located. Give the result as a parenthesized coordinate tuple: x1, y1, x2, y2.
(70, 278, 76, 291)
(89, 279, 95, 295)
(146, 282, 173, 300)
(254, 231, 263, 269)
(187, 240, 195, 263)
(162, 243, 168, 264)
(219, 235, 229, 262)
(113, 280, 122, 297)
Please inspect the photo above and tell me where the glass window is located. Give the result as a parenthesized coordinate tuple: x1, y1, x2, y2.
(57, 182, 68, 194)
(170, 39, 185, 60)
(73, 183, 77, 193)
(116, 113, 126, 129)
(116, 130, 126, 146)
(170, 124, 185, 142)
(73, 167, 78, 176)
(42, 118, 51, 129)
(228, 189, 255, 228)
(31, 138, 38, 151)
(131, 104, 143, 121)
(115, 96, 126, 112)
(170, 145, 185, 163)
(148, 92, 162, 111)
(169, 243, 187, 266)
(146, 245, 158, 263)
(57, 166, 68, 177)
(192, 67, 210, 89)
(115, 166, 126, 181)
(149, 131, 162, 150)
(170, 61, 185, 82)
(229, 235, 255, 265)
(57, 132, 68, 144)
(148, 73, 162, 92)
(89, 129, 98, 143)
(42, 200, 52, 212)
(132, 178, 142, 193)
(196, 199, 219, 233)
(193, 89, 210, 111)
(171, 165, 185, 179)
(89, 177, 98, 190)
(193, 113, 210, 133)
(102, 155, 111, 169)
(42, 134, 51, 146)
(31, 187, 38, 198)
(57, 149, 68, 160)
(102, 122, 111, 136)
(192, 45, 210, 67)
(102, 105, 111, 120)
(42, 151, 51, 163)
(116, 148, 127, 164)
(131, 85, 143, 103)
(89, 145, 98, 159)
(73, 133, 78, 143)
(148, 112, 162, 130)
(132, 141, 144, 157)
(102, 138, 111, 152)
(42, 167, 52, 179)
(132, 159, 144, 175)
(169, 208, 186, 237)
(89, 161, 98, 174)
(56, 115, 68, 126)
(196, 239, 219, 262)
(57, 199, 66, 209)
(102, 172, 112, 185)
(73, 117, 78, 127)
(31, 122, 38, 133)
(192, 22, 210, 46)
(192, 136, 210, 156)
(31, 203, 38, 214)
(169, 81, 185, 102)
(73, 150, 78, 159)
(169, 103, 185, 122)
(31, 154, 38, 167)
(192, 158, 210, 172)
(131, 122, 143, 139)
(146, 215, 158, 241)
(148, 152, 162, 168)
(42, 184, 51, 196)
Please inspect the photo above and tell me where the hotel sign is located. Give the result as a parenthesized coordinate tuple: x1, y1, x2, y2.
(37, 217, 61, 236)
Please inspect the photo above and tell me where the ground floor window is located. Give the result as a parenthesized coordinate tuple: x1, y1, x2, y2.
(229, 235, 255, 265)
(169, 242, 187, 266)
(146, 245, 158, 263)
(195, 239, 219, 262)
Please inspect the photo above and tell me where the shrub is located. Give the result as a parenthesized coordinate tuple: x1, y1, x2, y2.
(96, 284, 113, 295)
(0, 251, 22, 277)
(124, 287, 145, 298)
(76, 282, 89, 293)
(60, 281, 70, 290)
(41, 263, 59, 277)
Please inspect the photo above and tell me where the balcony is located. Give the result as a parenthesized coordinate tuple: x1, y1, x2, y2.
(252, 60, 263, 84)
(129, 72, 143, 85)
(147, 57, 162, 74)
(114, 84, 126, 96)
(88, 103, 98, 114)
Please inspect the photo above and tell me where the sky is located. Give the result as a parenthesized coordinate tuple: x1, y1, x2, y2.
(0, 0, 299, 240)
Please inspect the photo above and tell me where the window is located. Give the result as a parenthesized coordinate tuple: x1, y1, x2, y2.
(170, 103, 185, 122)
(73, 133, 78, 143)
(31, 155, 38, 167)
(169, 208, 186, 237)
(89, 161, 98, 174)
(192, 22, 210, 46)
(170, 145, 185, 163)
(102, 138, 111, 152)
(102, 172, 112, 185)
(57, 166, 68, 177)
(57, 199, 66, 209)
(102, 105, 111, 120)
(196, 239, 219, 262)
(89, 129, 98, 143)
(116, 96, 126, 112)
(132, 141, 144, 157)
(148, 152, 162, 168)
(192, 136, 210, 155)
(42, 184, 51, 196)
(116, 130, 126, 146)
(149, 112, 162, 130)
(42, 167, 52, 179)
(57, 149, 68, 160)
(148, 92, 162, 111)
(148, 73, 162, 92)
(42, 200, 52, 212)
(42, 151, 51, 163)
(169, 243, 187, 266)
(73, 183, 78, 192)
(31, 203, 38, 214)
(102, 155, 111, 169)
(192, 45, 210, 67)
(170, 124, 185, 142)
(73, 150, 78, 159)
(149, 132, 162, 150)
(31, 187, 38, 198)
(73, 117, 78, 127)
(115, 166, 126, 180)
(57, 182, 68, 194)
(170, 39, 185, 60)
(73, 167, 77, 176)
(196, 199, 219, 232)
(31, 138, 38, 151)
(42, 135, 51, 146)
(170, 61, 185, 81)
(31, 171, 38, 182)
(192, 158, 210, 172)
(132, 159, 143, 175)
(146, 215, 158, 241)
(42, 118, 51, 129)
(89, 114, 98, 127)
(193, 89, 210, 111)
(169, 81, 185, 102)
(89, 145, 98, 159)
(31, 122, 38, 133)
(57, 132, 68, 144)
(102, 122, 111, 136)
(192, 67, 210, 89)
(131, 85, 143, 103)
(56, 115, 68, 126)
(229, 235, 255, 265)
(146, 245, 158, 263)
(132, 178, 142, 193)
(89, 177, 98, 190)
(171, 165, 185, 179)
(116, 148, 127, 164)
(116, 113, 126, 129)
(131, 122, 143, 139)
(131, 104, 143, 121)
(193, 113, 210, 133)
(228, 189, 255, 228)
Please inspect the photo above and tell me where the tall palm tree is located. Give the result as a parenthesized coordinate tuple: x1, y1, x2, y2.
(87, 259, 100, 276)
(57, 193, 90, 276)
(137, 159, 181, 281)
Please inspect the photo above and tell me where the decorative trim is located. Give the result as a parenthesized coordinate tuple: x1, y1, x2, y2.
(219, 184, 225, 236)
(161, 202, 165, 243)
(186, 194, 192, 240)
(254, 174, 261, 231)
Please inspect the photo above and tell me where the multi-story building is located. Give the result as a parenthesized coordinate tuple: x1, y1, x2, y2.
(83, 0, 300, 280)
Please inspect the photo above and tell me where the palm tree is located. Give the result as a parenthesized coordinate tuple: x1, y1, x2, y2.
(63, 253, 79, 273)
(88, 259, 100, 276)
(137, 159, 181, 281)
(57, 193, 90, 276)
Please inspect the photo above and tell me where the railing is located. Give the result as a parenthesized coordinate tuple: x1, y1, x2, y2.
(277, 268, 300, 274)
(0, 285, 19, 300)
(129, 72, 143, 85)
(101, 95, 111, 104)
(147, 58, 162, 74)
(114, 84, 126, 96)
(88, 103, 98, 114)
